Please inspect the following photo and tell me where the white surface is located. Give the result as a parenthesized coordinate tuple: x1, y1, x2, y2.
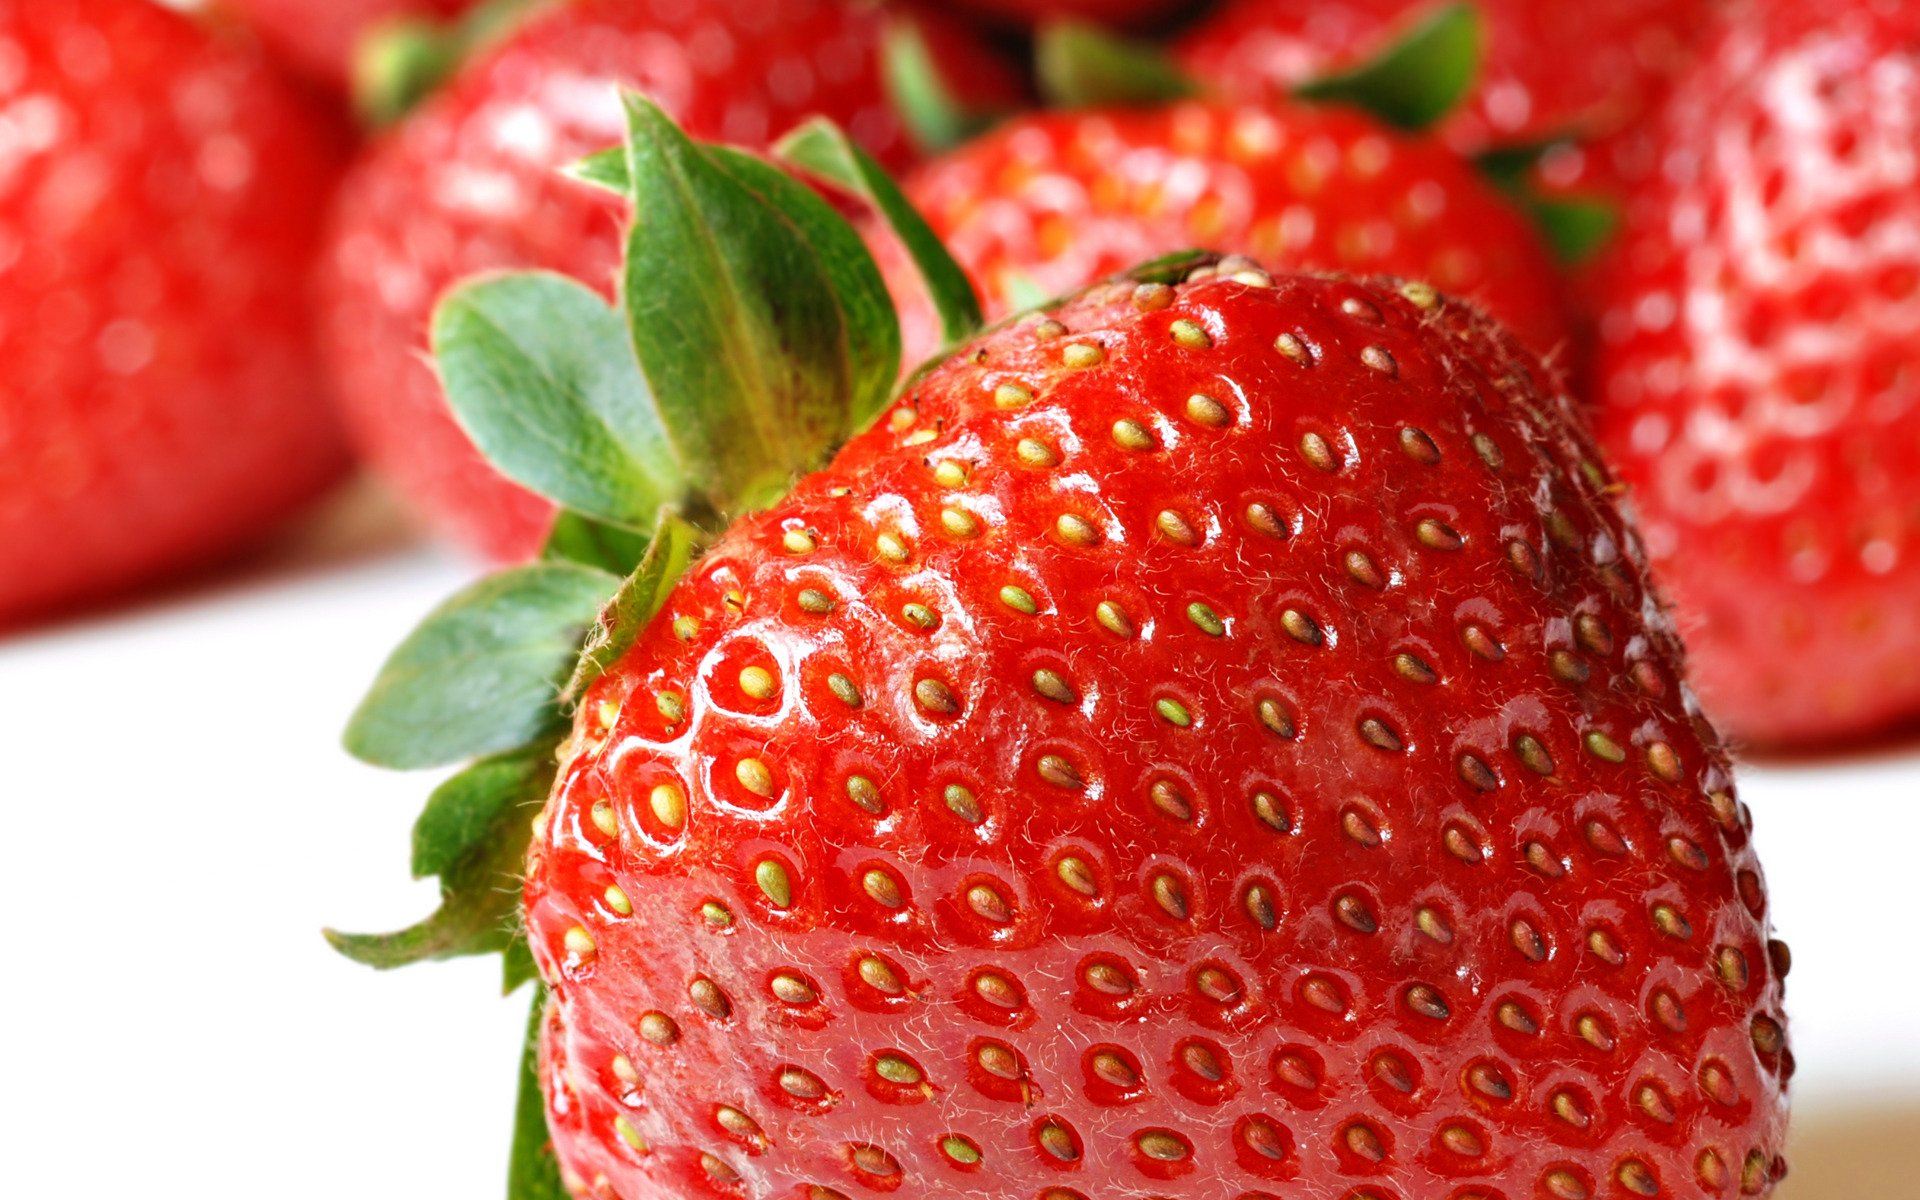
(1, 519, 1915, 1196)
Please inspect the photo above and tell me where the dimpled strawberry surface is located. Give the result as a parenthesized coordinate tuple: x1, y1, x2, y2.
(524, 266, 1790, 1199)
(880, 101, 1568, 369)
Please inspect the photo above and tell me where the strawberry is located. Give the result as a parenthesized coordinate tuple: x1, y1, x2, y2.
(1589, 0, 1920, 747)
(950, 0, 1192, 32)
(336, 104, 1789, 1199)
(318, 0, 1021, 563)
(0, 0, 350, 626)
(221, 0, 482, 89)
(1176, 0, 1714, 198)
(878, 99, 1569, 369)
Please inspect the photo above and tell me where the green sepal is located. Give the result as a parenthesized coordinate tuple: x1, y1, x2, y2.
(775, 118, 984, 355)
(882, 14, 1005, 154)
(509, 987, 570, 1200)
(352, 0, 542, 126)
(566, 146, 628, 194)
(1123, 249, 1219, 286)
(502, 937, 540, 995)
(433, 272, 687, 530)
(1473, 143, 1620, 264)
(327, 742, 557, 969)
(568, 511, 702, 699)
(1036, 21, 1200, 109)
(541, 509, 654, 576)
(999, 271, 1053, 314)
(616, 94, 901, 516)
(344, 563, 617, 770)
(1293, 2, 1482, 131)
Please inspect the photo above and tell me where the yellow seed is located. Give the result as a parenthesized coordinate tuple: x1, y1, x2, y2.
(904, 428, 937, 445)
(1055, 856, 1097, 895)
(782, 528, 816, 555)
(1360, 345, 1396, 375)
(1032, 669, 1077, 704)
(613, 1114, 647, 1153)
(563, 926, 596, 959)
(1095, 599, 1134, 638)
(1055, 513, 1100, 545)
(944, 783, 983, 824)
(915, 677, 959, 714)
(638, 1011, 678, 1044)
(827, 673, 862, 707)
(1400, 280, 1439, 308)
(1015, 437, 1059, 467)
(1186, 393, 1230, 426)
(875, 532, 909, 563)
(1169, 318, 1211, 348)
(656, 690, 686, 723)
(604, 885, 632, 916)
(932, 459, 969, 487)
(738, 665, 776, 700)
(1186, 602, 1224, 635)
(735, 758, 774, 797)
(590, 799, 618, 838)
(755, 859, 793, 908)
(1275, 332, 1309, 362)
(796, 588, 834, 614)
(1156, 509, 1198, 544)
(701, 901, 732, 928)
(858, 956, 903, 994)
(902, 602, 937, 629)
(993, 381, 1033, 408)
(942, 1136, 981, 1165)
(940, 507, 981, 538)
(1155, 697, 1192, 726)
(1111, 419, 1154, 450)
(999, 585, 1037, 614)
(671, 615, 698, 641)
(1062, 342, 1105, 367)
(863, 869, 904, 909)
(610, 1054, 638, 1084)
(875, 1054, 922, 1084)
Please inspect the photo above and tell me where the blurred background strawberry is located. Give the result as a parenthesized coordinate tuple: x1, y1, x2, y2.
(0, 0, 349, 626)
(219, 0, 483, 90)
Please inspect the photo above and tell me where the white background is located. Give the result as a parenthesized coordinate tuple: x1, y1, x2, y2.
(2, 487, 1915, 1196)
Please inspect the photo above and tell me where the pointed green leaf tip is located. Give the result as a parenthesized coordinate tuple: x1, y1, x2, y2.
(327, 742, 557, 969)
(881, 14, 1007, 155)
(775, 118, 984, 356)
(343, 564, 617, 770)
(511, 988, 571, 1199)
(1294, 2, 1483, 132)
(1036, 21, 1201, 109)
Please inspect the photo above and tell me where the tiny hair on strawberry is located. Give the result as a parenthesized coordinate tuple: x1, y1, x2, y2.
(333, 98, 1790, 1200)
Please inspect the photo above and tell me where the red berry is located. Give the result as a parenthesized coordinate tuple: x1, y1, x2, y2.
(878, 100, 1568, 368)
(0, 0, 350, 625)
(1591, 0, 1920, 747)
(526, 267, 1788, 1198)
(319, 0, 1020, 561)
(222, 0, 481, 88)
(1178, 0, 1714, 192)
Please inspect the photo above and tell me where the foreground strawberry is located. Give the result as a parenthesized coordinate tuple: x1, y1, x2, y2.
(881, 99, 1568, 368)
(319, 0, 1019, 562)
(337, 103, 1789, 1199)
(0, 0, 349, 626)
(1590, 0, 1920, 747)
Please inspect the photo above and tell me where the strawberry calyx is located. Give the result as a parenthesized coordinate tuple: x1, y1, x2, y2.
(350, 0, 540, 125)
(331, 97, 981, 1196)
(881, 13, 1020, 156)
(1037, 2, 1483, 132)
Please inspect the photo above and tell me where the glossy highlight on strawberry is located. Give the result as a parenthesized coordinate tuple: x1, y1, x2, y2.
(525, 266, 1790, 1198)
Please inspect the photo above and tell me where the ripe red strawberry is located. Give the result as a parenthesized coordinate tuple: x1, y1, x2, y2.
(526, 261, 1789, 1197)
(0, 0, 350, 626)
(878, 100, 1569, 368)
(1177, 0, 1713, 194)
(221, 0, 481, 88)
(336, 103, 1787, 1200)
(319, 0, 1021, 563)
(1589, 0, 1920, 747)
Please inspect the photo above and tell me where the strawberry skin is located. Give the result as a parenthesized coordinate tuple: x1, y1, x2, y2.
(1590, 0, 1920, 747)
(0, 0, 350, 625)
(879, 101, 1568, 368)
(320, 0, 1019, 562)
(1177, 0, 1713, 192)
(222, 0, 480, 87)
(526, 268, 1788, 1197)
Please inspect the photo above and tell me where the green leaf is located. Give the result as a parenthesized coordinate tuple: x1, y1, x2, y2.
(1294, 3, 1482, 131)
(776, 118, 983, 355)
(1525, 194, 1618, 264)
(1036, 21, 1201, 108)
(327, 742, 556, 969)
(881, 14, 1003, 154)
(618, 94, 892, 515)
(566, 146, 627, 194)
(541, 509, 654, 575)
(509, 988, 570, 1200)
(433, 272, 687, 528)
(344, 564, 617, 770)
(1123, 249, 1218, 286)
(1000, 271, 1054, 314)
(568, 511, 701, 698)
